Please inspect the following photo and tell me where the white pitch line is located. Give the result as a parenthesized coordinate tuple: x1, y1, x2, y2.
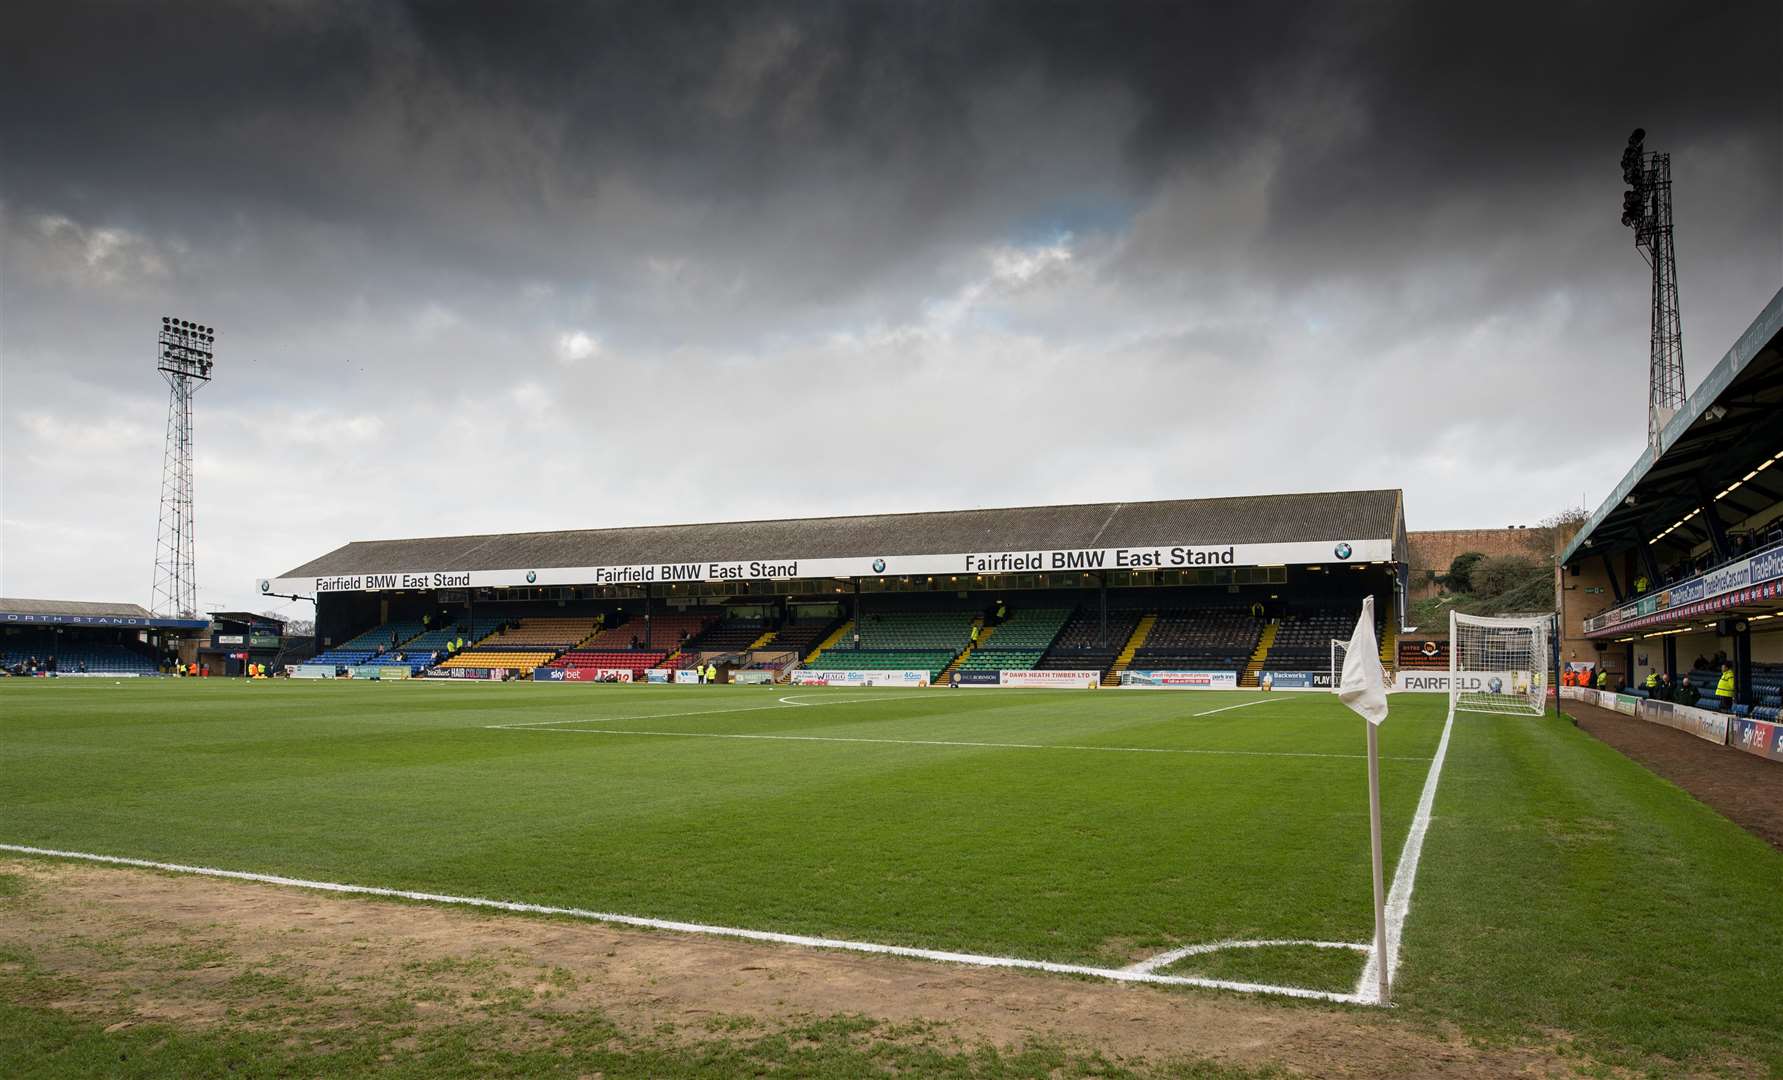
(1125, 938, 1370, 975)
(493, 692, 933, 730)
(1190, 697, 1283, 717)
(0, 843, 1369, 1005)
(489, 724, 1432, 761)
(1353, 706, 1456, 1004)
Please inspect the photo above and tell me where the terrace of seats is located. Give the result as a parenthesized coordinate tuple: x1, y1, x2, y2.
(1035, 609, 1140, 672)
(355, 617, 508, 674)
(436, 616, 601, 674)
(2, 631, 158, 674)
(583, 612, 717, 653)
(1130, 607, 1263, 672)
(760, 619, 839, 658)
(958, 607, 1070, 671)
(308, 620, 426, 668)
(681, 618, 770, 654)
(1262, 608, 1354, 670)
(810, 610, 976, 678)
(543, 648, 672, 676)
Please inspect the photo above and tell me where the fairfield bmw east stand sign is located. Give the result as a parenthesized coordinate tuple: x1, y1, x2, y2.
(262, 538, 1392, 595)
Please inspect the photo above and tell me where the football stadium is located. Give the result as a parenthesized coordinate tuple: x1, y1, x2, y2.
(4, 5, 1781, 1077)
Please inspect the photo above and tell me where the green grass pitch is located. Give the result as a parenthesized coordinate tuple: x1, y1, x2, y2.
(3, 679, 1780, 1072)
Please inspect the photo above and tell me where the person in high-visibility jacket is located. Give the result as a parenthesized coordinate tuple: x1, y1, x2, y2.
(1596, 669, 1608, 689)
(705, 663, 718, 684)
(1634, 575, 1649, 594)
(1645, 671, 1658, 690)
(1716, 663, 1735, 704)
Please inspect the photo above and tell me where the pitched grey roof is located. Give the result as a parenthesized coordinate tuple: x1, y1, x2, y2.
(280, 489, 1405, 577)
(0, 598, 155, 618)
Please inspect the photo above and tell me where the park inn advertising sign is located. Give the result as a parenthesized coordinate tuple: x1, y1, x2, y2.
(263, 538, 1393, 595)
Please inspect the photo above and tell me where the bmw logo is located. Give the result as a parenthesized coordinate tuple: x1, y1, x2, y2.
(871, 558, 887, 574)
(526, 570, 537, 583)
(258, 579, 270, 593)
(1334, 543, 1353, 560)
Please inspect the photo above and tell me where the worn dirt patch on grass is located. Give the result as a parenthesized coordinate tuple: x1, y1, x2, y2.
(0, 857, 1582, 1077)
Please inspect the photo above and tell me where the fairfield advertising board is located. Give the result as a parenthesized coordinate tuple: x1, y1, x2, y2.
(261, 538, 1392, 595)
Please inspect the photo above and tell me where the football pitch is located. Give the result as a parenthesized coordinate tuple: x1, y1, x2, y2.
(3, 679, 1781, 1070)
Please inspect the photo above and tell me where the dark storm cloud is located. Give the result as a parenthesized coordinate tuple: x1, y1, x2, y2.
(1, 1, 1778, 610)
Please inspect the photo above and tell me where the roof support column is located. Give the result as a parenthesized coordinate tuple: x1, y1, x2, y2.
(1601, 554, 1625, 605)
(1693, 475, 1732, 562)
(1733, 619, 1752, 707)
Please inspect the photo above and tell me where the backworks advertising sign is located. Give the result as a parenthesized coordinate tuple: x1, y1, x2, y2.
(263, 538, 1393, 594)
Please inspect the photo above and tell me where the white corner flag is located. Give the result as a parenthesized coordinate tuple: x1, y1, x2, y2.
(1341, 595, 1393, 1006)
(1339, 595, 1389, 725)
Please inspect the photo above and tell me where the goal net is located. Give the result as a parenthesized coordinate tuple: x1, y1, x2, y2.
(1449, 611, 1549, 716)
(1329, 638, 1348, 692)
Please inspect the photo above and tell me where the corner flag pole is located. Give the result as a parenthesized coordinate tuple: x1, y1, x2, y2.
(1366, 719, 1389, 1004)
(1337, 594, 1391, 1005)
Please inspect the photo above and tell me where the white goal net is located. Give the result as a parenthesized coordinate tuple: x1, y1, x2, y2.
(1329, 638, 1348, 692)
(1449, 611, 1550, 716)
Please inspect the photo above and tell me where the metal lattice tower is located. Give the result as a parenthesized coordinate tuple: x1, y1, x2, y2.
(1619, 129, 1684, 447)
(150, 317, 216, 618)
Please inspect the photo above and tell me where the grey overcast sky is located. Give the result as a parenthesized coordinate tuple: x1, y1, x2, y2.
(1, 1, 1779, 616)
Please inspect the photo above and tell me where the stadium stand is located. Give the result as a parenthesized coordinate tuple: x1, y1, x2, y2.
(958, 607, 1070, 671)
(759, 616, 842, 659)
(543, 648, 672, 678)
(1261, 607, 1353, 670)
(1, 629, 158, 674)
(307, 619, 427, 669)
(681, 617, 771, 654)
(370, 617, 507, 673)
(582, 612, 717, 653)
(435, 616, 601, 674)
(810, 610, 976, 679)
(1130, 606, 1264, 672)
(1035, 609, 1140, 673)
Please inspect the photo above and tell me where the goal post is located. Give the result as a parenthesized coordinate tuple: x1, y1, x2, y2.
(1449, 610, 1549, 716)
(1330, 638, 1347, 692)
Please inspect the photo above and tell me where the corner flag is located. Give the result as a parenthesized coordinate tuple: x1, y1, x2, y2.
(1339, 595, 1389, 725)
(1340, 594, 1393, 1005)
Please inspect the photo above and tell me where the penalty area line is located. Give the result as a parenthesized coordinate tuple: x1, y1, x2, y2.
(0, 842, 1369, 1005)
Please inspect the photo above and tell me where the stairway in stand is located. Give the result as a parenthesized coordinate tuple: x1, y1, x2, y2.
(937, 620, 989, 685)
(1102, 615, 1156, 687)
(803, 620, 855, 669)
(746, 629, 777, 651)
(1240, 621, 1278, 688)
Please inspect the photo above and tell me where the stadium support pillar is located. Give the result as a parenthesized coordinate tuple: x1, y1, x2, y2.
(1733, 620, 1752, 706)
(1664, 635, 1678, 682)
(1637, 542, 1661, 593)
(854, 579, 864, 646)
(1694, 476, 1732, 562)
(1601, 554, 1625, 604)
(643, 587, 652, 649)
(1097, 575, 1107, 637)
